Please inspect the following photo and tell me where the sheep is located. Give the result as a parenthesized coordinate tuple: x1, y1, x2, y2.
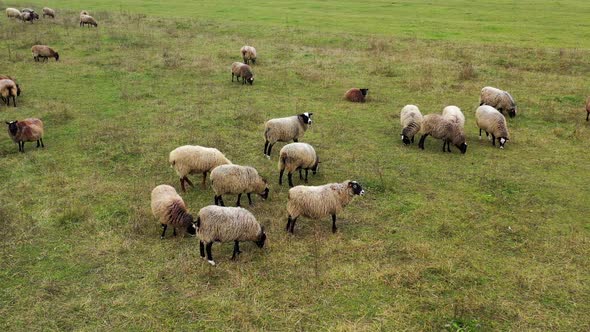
(240, 46, 257, 65)
(151, 184, 196, 239)
(169, 145, 232, 192)
(479, 86, 517, 118)
(418, 114, 467, 154)
(80, 10, 89, 17)
(286, 180, 365, 234)
(5, 118, 44, 153)
(278, 143, 320, 187)
(586, 97, 590, 121)
(210, 164, 269, 207)
(344, 88, 369, 103)
(263, 112, 313, 158)
(475, 105, 510, 149)
(42, 7, 55, 18)
(400, 105, 423, 145)
(231, 62, 254, 85)
(0, 79, 18, 107)
(442, 106, 465, 128)
(31, 45, 59, 62)
(6, 8, 21, 19)
(80, 14, 98, 27)
(0, 75, 22, 97)
(19, 11, 35, 23)
(196, 205, 266, 266)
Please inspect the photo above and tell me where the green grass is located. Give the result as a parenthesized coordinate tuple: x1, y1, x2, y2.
(1, 1, 589, 330)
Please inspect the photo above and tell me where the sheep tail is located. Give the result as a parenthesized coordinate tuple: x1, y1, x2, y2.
(264, 127, 270, 140)
(279, 155, 287, 171)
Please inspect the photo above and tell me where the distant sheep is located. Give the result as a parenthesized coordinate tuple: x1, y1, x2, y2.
(196, 205, 266, 266)
(5, 118, 44, 153)
(6, 8, 21, 19)
(263, 112, 313, 158)
(80, 14, 98, 27)
(80, 10, 89, 16)
(31, 45, 59, 62)
(0, 75, 21, 98)
(475, 105, 510, 149)
(240, 46, 257, 65)
(479, 86, 517, 118)
(19, 11, 35, 23)
(400, 105, 423, 145)
(42, 7, 55, 18)
(278, 142, 319, 187)
(586, 97, 590, 121)
(231, 62, 254, 85)
(344, 88, 369, 103)
(418, 114, 467, 154)
(210, 164, 269, 207)
(151, 184, 196, 239)
(169, 145, 232, 192)
(0, 79, 18, 107)
(286, 180, 365, 234)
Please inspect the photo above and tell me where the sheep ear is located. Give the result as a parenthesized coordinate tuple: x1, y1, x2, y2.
(308, 113, 313, 116)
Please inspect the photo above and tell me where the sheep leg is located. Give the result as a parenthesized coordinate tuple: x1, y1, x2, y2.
(267, 143, 274, 157)
(218, 196, 225, 207)
(418, 134, 428, 149)
(288, 215, 298, 233)
(231, 241, 241, 260)
(12, 96, 16, 107)
(411, 135, 415, 144)
(441, 140, 447, 152)
(180, 178, 187, 192)
(264, 140, 269, 156)
(288, 172, 294, 187)
(491, 134, 496, 146)
(236, 194, 242, 207)
(479, 128, 482, 139)
(587, 112, 589, 121)
(247, 193, 252, 205)
(205, 242, 215, 265)
(232, 73, 234, 82)
(183, 176, 194, 188)
(173, 228, 177, 237)
(20, 142, 25, 153)
(293, 138, 299, 142)
(199, 241, 205, 258)
(305, 169, 309, 182)
(331, 214, 337, 233)
(299, 169, 303, 180)
(39, 138, 44, 148)
(201, 172, 207, 188)
(37, 140, 40, 148)
(160, 224, 167, 239)
(279, 169, 284, 185)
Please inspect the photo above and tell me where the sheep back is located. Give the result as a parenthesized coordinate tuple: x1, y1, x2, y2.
(210, 164, 267, 196)
(400, 105, 423, 143)
(442, 105, 465, 128)
(279, 143, 318, 173)
(151, 184, 193, 228)
(287, 181, 357, 219)
(344, 88, 369, 103)
(169, 145, 231, 178)
(197, 205, 263, 243)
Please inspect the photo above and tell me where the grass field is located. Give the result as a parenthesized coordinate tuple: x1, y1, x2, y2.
(1, 1, 589, 330)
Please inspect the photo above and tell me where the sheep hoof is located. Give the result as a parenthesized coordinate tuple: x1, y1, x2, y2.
(479, 136, 482, 140)
(265, 155, 270, 160)
(500, 146, 504, 149)
(207, 260, 216, 266)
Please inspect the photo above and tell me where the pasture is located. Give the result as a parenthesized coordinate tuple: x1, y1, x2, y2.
(1, 0, 589, 330)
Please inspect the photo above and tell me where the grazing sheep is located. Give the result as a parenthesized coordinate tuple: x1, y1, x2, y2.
(0, 79, 18, 107)
(263, 112, 313, 158)
(286, 180, 365, 234)
(442, 105, 465, 127)
(5, 118, 44, 153)
(400, 105, 423, 145)
(418, 114, 467, 154)
(586, 97, 590, 121)
(80, 14, 98, 27)
(240, 46, 257, 65)
(42, 7, 55, 18)
(0, 75, 22, 97)
(196, 205, 266, 266)
(19, 11, 35, 23)
(278, 143, 320, 187)
(344, 88, 369, 103)
(169, 145, 232, 192)
(475, 105, 510, 149)
(31, 45, 59, 62)
(151, 184, 196, 239)
(6, 8, 21, 19)
(210, 164, 269, 207)
(479, 86, 517, 118)
(231, 62, 254, 85)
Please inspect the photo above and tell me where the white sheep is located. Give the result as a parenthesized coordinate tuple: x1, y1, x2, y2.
(0, 79, 18, 107)
(263, 112, 313, 158)
(479, 86, 517, 118)
(475, 105, 510, 149)
(240, 46, 257, 65)
(278, 142, 319, 187)
(400, 105, 423, 145)
(6, 8, 21, 19)
(151, 184, 196, 239)
(42, 7, 55, 18)
(210, 164, 269, 207)
(442, 106, 465, 128)
(286, 180, 365, 234)
(169, 145, 232, 192)
(418, 114, 467, 154)
(80, 14, 98, 27)
(196, 205, 266, 266)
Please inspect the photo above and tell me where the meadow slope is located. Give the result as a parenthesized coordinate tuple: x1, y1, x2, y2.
(0, 1, 589, 330)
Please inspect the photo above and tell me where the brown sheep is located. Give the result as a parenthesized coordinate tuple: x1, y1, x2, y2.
(344, 88, 369, 103)
(5, 118, 44, 153)
(31, 45, 59, 62)
(231, 62, 254, 85)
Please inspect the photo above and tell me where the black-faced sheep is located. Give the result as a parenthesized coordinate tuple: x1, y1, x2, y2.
(263, 112, 313, 158)
(278, 142, 319, 187)
(344, 88, 369, 103)
(151, 184, 196, 239)
(169, 145, 232, 192)
(196, 205, 266, 266)
(240, 46, 257, 65)
(231, 62, 254, 85)
(80, 14, 98, 27)
(0, 75, 22, 98)
(0, 79, 18, 107)
(286, 180, 365, 234)
(418, 114, 467, 154)
(6, 8, 21, 19)
(442, 106, 465, 128)
(19, 11, 35, 23)
(479, 86, 517, 118)
(42, 7, 55, 18)
(475, 105, 510, 149)
(210, 164, 269, 207)
(400, 105, 423, 145)
(5, 118, 44, 153)
(31, 45, 59, 62)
